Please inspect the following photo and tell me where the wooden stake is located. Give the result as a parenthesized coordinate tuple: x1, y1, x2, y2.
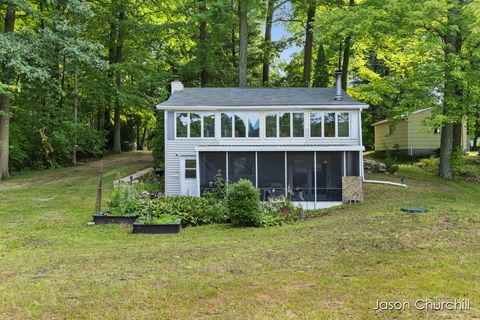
(94, 163, 104, 214)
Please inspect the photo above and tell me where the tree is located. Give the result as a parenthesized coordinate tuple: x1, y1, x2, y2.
(0, 6, 15, 180)
(238, 0, 248, 87)
(302, 1, 316, 86)
(312, 41, 329, 87)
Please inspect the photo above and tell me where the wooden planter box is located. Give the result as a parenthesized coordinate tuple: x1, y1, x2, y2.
(132, 221, 182, 234)
(93, 214, 139, 225)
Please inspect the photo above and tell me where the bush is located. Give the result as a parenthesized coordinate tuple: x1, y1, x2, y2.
(226, 179, 261, 227)
(107, 183, 148, 215)
(152, 196, 227, 226)
(384, 151, 399, 174)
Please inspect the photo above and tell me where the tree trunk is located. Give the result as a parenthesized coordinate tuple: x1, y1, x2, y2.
(439, 3, 463, 178)
(0, 7, 15, 180)
(341, 0, 355, 90)
(439, 123, 454, 179)
(73, 65, 78, 165)
(474, 112, 479, 151)
(262, 0, 275, 86)
(140, 126, 147, 150)
(302, 3, 315, 87)
(238, 0, 248, 88)
(199, 0, 209, 86)
(112, 4, 125, 154)
(453, 122, 462, 151)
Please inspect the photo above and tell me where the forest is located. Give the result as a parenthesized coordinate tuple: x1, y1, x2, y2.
(1, 0, 479, 181)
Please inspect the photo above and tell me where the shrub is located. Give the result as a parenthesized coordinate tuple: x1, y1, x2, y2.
(107, 183, 148, 215)
(226, 179, 261, 227)
(152, 196, 226, 226)
(384, 151, 399, 174)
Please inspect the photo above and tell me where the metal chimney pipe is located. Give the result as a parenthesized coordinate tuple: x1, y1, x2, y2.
(334, 70, 343, 101)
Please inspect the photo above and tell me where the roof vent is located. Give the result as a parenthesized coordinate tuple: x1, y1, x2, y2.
(171, 75, 184, 94)
(334, 71, 343, 101)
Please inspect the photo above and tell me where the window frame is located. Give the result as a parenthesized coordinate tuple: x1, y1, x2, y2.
(221, 112, 261, 139)
(308, 111, 351, 139)
(174, 112, 216, 139)
(265, 112, 305, 138)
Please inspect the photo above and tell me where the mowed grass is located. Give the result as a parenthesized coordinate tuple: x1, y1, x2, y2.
(1, 152, 480, 319)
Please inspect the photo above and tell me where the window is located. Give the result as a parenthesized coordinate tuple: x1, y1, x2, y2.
(279, 113, 290, 137)
(266, 114, 277, 137)
(176, 112, 215, 138)
(248, 113, 260, 137)
(434, 128, 441, 135)
(190, 113, 201, 138)
(203, 113, 215, 137)
(221, 113, 233, 137)
(324, 112, 336, 137)
(310, 112, 322, 137)
(176, 113, 188, 138)
(222, 112, 260, 138)
(337, 112, 349, 137)
(235, 114, 246, 137)
(292, 113, 304, 137)
(184, 159, 196, 179)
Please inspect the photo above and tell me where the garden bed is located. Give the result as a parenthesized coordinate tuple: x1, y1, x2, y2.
(132, 221, 182, 234)
(93, 214, 139, 225)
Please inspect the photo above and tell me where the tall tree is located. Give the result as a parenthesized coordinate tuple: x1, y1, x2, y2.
(341, 0, 355, 90)
(312, 41, 329, 87)
(199, 0, 209, 86)
(238, 0, 248, 87)
(112, 3, 126, 154)
(302, 1, 316, 87)
(0, 6, 15, 180)
(262, 0, 275, 86)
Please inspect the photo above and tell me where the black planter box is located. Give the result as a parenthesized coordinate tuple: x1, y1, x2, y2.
(93, 214, 139, 225)
(132, 221, 182, 234)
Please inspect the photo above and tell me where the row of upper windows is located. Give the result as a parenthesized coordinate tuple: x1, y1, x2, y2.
(175, 112, 350, 139)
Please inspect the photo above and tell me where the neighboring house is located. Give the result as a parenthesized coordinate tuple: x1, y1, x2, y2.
(157, 76, 369, 209)
(372, 107, 468, 156)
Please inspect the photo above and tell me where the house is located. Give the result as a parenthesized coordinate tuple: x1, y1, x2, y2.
(156, 75, 369, 209)
(372, 107, 468, 156)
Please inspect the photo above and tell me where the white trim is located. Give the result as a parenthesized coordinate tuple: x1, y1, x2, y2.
(284, 151, 288, 197)
(196, 151, 200, 196)
(225, 151, 229, 185)
(174, 112, 217, 140)
(292, 201, 342, 210)
(343, 151, 346, 176)
(314, 151, 317, 206)
(255, 151, 258, 188)
(159, 104, 369, 111)
(196, 145, 365, 152)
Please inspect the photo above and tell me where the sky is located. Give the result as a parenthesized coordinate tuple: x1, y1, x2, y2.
(270, 1, 302, 63)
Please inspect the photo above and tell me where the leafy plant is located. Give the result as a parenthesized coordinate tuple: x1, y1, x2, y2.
(107, 183, 148, 216)
(384, 151, 399, 174)
(152, 196, 226, 227)
(136, 215, 180, 224)
(226, 179, 261, 227)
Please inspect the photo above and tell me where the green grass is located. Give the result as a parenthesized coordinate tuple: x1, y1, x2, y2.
(1, 152, 480, 319)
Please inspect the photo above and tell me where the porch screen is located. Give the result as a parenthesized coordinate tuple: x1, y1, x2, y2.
(287, 152, 315, 201)
(316, 152, 343, 201)
(228, 152, 256, 185)
(257, 152, 285, 200)
(345, 151, 360, 176)
(199, 152, 226, 194)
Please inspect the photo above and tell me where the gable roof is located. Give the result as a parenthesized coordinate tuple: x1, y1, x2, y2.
(371, 107, 434, 126)
(157, 87, 367, 109)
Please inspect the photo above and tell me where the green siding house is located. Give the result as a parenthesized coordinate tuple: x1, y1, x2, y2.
(372, 107, 468, 156)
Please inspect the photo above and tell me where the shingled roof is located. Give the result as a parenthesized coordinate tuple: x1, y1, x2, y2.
(157, 87, 366, 107)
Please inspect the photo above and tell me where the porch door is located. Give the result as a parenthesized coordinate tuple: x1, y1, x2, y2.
(180, 157, 198, 195)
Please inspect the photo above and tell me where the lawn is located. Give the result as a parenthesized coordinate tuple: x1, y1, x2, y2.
(1, 152, 479, 319)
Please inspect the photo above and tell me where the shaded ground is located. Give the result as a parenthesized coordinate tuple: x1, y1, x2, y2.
(0, 152, 479, 319)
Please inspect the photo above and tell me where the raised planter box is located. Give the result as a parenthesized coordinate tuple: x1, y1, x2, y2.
(93, 214, 139, 225)
(132, 221, 182, 234)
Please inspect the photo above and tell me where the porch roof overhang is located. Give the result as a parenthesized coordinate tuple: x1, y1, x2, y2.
(195, 144, 365, 152)
(159, 104, 369, 111)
